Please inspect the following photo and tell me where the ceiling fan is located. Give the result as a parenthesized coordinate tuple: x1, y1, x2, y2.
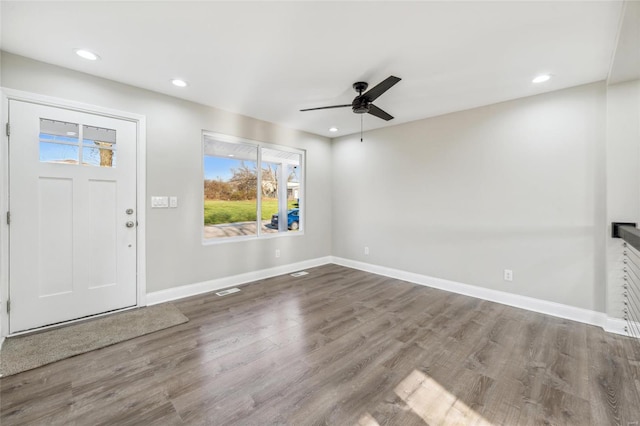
(300, 76, 401, 121)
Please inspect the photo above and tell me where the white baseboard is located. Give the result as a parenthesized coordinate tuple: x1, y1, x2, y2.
(145, 254, 635, 338)
(330, 256, 633, 335)
(146, 256, 333, 306)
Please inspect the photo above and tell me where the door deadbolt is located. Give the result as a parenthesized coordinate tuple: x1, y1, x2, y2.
(126, 209, 134, 215)
(126, 221, 135, 228)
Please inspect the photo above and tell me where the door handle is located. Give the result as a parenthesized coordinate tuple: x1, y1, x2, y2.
(126, 221, 135, 228)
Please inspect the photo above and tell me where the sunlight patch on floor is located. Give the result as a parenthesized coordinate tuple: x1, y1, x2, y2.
(356, 412, 380, 425)
(394, 369, 492, 425)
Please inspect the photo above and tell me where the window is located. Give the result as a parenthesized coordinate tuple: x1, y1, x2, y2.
(203, 132, 304, 241)
(39, 118, 117, 168)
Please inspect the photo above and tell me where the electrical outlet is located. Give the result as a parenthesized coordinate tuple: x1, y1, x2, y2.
(504, 269, 513, 282)
(364, 246, 369, 255)
(169, 196, 178, 208)
(275, 249, 280, 258)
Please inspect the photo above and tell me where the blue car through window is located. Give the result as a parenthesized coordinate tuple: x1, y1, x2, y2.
(271, 208, 300, 231)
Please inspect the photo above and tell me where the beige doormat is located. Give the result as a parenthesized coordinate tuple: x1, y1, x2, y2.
(0, 303, 189, 377)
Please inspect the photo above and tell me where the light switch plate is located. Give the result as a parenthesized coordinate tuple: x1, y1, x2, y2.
(169, 196, 178, 208)
(151, 196, 169, 208)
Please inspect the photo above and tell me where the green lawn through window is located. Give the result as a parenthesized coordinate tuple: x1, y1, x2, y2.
(204, 198, 296, 225)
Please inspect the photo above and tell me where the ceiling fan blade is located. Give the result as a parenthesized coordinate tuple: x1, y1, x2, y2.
(368, 104, 394, 121)
(362, 76, 401, 102)
(300, 104, 351, 112)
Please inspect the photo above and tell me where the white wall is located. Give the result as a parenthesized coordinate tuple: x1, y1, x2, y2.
(606, 79, 640, 318)
(0, 52, 333, 293)
(332, 83, 607, 311)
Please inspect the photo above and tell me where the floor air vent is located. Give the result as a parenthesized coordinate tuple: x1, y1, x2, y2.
(216, 288, 241, 297)
(290, 271, 309, 277)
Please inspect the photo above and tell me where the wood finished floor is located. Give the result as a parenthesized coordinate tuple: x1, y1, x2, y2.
(2, 264, 640, 425)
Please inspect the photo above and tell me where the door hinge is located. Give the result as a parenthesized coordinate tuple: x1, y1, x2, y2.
(6, 211, 10, 225)
(6, 300, 10, 314)
(5, 123, 9, 137)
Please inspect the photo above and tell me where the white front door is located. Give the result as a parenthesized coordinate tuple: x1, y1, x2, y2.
(8, 100, 138, 333)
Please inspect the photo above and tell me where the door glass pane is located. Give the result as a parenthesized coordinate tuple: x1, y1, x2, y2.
(82, 125, 116, 168)
(203, 137, 258, 239)
(39, 142, 79, 164)
(39, 118, 79, 164)
(82, 146, 116, 167)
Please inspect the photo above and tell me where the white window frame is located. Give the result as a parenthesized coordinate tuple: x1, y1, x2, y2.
(202, 131, 305, 244)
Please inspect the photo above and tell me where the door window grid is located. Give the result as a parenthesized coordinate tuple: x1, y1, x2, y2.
(39, 118, 117, 168)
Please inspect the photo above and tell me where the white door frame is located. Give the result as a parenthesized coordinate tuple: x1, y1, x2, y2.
(0, 88, 147, 338)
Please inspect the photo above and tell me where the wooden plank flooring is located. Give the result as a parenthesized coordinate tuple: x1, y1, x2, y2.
(2, 264, 640, 425)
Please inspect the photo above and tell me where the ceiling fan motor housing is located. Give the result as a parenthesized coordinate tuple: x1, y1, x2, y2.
(352, 82, 371, 113)
(352, 98, 370, 114)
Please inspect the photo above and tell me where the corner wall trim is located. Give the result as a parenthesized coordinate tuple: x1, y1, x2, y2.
(330, 256, 628, 335)
(146, 256, 333, 306)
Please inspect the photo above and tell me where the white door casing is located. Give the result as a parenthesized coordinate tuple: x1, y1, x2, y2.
(8, 100, 139, 333)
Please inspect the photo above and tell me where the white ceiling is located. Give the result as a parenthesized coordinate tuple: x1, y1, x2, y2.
(0, 1, 626, 138)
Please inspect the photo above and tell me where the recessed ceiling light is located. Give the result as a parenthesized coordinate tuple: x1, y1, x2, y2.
(66, 131, 77, 136)
(532, 74, 551, 83)
(329, 127, 338, 132)
(74, 49, 99, 61)
(228, 154, 235, 157)
(171, 79, 188, 87)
